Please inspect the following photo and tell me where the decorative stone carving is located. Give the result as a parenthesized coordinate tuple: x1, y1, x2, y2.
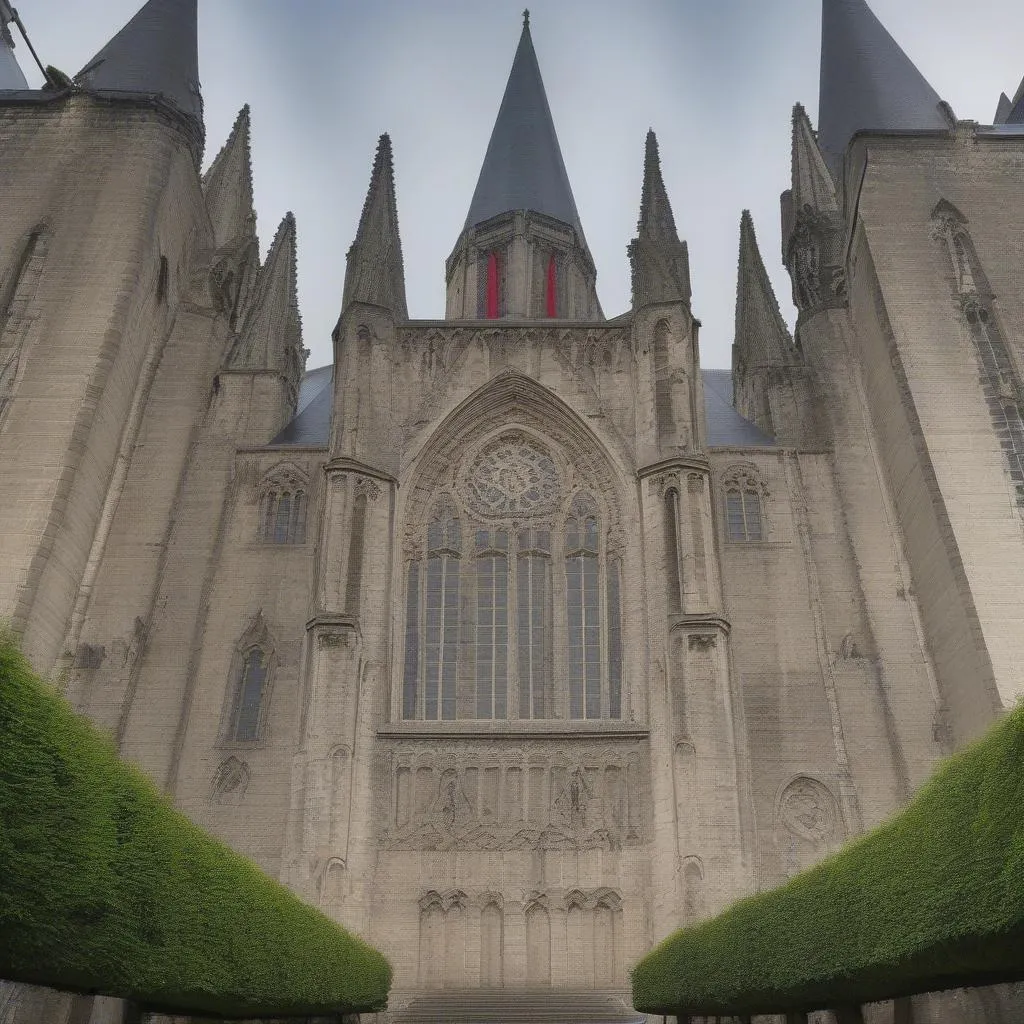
(211, 756, 250, 803)
(460, 433, 561, 519)
(379, 738, 646, 851)
(687, 634, 717, 652)
(778, 777, 838, 845)
(354, 476, 382, 501)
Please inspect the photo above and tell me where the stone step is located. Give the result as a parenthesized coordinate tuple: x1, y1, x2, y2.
(389, 988, 645, 1023)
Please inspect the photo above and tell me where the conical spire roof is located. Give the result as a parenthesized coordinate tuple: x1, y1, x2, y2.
(464, 14, 586, 246)
(734, 211, 794, 369)
(0, 5, 28, 90)
(791, 103, 839, 217)
(818, 0, 948, 180)
(203, 105, 256, 250)
(228, 213, 302, 373)
(342, 134, 408, 320)
(637, 130, 679, 242)
(76, 0, 201, 128)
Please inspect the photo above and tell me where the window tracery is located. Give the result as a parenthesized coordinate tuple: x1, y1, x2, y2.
(722, 465, 767, 542)
(402, 433, 625, 722)
(260, 466, 307, 544)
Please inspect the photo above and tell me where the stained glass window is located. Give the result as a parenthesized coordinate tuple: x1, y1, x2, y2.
(566, 495, 602, 719)
(231, 648, 268, 742)
(424, 501, 461, 720)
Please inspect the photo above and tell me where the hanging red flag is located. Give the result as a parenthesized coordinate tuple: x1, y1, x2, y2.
(546, 253, 558, 318)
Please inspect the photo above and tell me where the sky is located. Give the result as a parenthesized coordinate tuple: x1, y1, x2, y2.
(13, 0, 1024, 371)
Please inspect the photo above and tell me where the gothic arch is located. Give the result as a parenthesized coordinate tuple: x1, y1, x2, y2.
(259, 462, 309, 544)
(219, 611, 277, 745)
(401, 370, 636, 526)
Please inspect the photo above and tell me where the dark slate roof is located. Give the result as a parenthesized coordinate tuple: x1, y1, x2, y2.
(270, 365, 332, 446)
(270, 366, 775, 450)
(464, 18, 587, 247)
(818, 0, 948, 180)
(702, 369, 777, 448)
(75, 0, 202, 128)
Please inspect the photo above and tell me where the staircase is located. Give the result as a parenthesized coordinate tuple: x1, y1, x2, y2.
(387, 989, 646, 1023)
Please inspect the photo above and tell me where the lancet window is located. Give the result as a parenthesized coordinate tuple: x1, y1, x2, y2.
(723, 466, 766, 542)
(228, 647, 270, 743)
(261, 469, 307, 545)
(402, 436, 624, 722)
(478, 250, 506, 319)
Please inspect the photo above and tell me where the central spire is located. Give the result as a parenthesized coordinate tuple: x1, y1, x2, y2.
(464, 15, 586, 246)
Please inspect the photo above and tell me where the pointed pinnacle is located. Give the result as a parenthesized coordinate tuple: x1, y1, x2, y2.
(203, 104, 256, 249)
(735, 210, 793, 368)
(637, 130, 680, 242)
(791, 103, 839, 216)
(343, 133, 408, 320)
(230, 212, 302, 372)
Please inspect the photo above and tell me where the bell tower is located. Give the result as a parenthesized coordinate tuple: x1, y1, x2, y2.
(445, 11, 602, 321)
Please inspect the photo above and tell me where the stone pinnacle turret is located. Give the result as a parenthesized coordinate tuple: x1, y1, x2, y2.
(342, 134, 408, 320)
(629, 130, 691, 308)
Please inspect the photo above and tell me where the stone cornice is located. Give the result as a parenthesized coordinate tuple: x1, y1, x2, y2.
(322, 457, 396, 485)
(638, 455, 712, 479)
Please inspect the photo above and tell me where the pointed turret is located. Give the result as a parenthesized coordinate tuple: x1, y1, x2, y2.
(0, 4, 29, 90)
(204, 106, 259, 330)
(629, 130, 691, 308)
(464, 12, 586, 245)
(734, 212, 794, 373)
(733, 212, 813, 442)
(204, 106, 255, 250)
(226, 213, 305, 406)
(445, 14, 600, 320)
(789, 103, 839, 220)
(818, 0, 949, 181)
(781, 104, 847, 314)
(341, 134, 408, 320)
(76, 0, 202, 134)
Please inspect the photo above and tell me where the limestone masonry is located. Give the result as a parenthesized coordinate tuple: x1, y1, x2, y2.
(1, 0, 1023, 1021)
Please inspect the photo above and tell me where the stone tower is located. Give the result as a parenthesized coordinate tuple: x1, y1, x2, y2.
(2, 1, 1024, 1022)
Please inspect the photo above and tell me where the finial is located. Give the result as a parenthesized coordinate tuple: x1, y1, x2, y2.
(523, 8, 530, 28)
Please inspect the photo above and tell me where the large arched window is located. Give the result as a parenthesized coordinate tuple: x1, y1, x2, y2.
(723, 466, 766, 542)
(401, 436, 625, 722)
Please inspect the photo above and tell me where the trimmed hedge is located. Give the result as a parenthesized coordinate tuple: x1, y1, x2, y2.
(0, 634, 391, 1019)
(632, 704, 1024, 1017)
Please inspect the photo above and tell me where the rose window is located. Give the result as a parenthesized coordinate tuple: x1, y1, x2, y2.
(463, 436, 561, 519)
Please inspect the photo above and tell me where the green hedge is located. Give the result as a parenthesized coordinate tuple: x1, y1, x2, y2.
(632, 704, 1024, 1017)
(0, 634, 391, 1019)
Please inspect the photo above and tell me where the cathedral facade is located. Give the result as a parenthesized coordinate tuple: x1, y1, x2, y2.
(2, 0, 1024, 1021)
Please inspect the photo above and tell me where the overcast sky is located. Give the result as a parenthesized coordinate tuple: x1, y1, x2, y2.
(14, 0, 1024, 371)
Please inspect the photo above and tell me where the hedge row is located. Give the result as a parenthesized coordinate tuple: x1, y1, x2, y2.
(632, 704, 1024, 1017)
(0, 634, 391, 1019)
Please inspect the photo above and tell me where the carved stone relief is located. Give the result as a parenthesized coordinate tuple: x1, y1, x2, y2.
(778, 777, 838, 846)
(211, 756, 250, 804)
(378, 738, 647, 851)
